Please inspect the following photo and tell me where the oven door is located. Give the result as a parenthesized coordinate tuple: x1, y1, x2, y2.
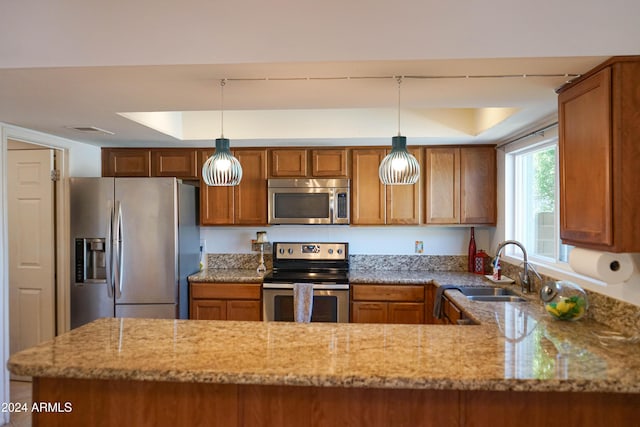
(263, 283, 349, 322)
(268, 187, 333, 224)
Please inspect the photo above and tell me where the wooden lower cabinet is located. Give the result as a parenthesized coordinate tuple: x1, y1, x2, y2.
(33, 377, 640, 427)
(351, 284, 425, 324)
(190, 282, 262, 321)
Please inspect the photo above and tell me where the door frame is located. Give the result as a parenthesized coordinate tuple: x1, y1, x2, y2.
(1, 125, 71, 423)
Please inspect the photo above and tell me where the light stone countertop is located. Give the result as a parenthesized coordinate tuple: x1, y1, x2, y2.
(8, 270, 640, 393)
(188, 269, 265, 283)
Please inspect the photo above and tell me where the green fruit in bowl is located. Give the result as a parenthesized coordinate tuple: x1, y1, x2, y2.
(540, 281, 588, 321)
(545, 295, 586, 320)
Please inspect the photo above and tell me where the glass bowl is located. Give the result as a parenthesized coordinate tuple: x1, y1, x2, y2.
(539, 280, 588, 321)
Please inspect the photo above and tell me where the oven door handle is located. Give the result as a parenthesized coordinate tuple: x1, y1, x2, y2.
(262, 282, 349, 290)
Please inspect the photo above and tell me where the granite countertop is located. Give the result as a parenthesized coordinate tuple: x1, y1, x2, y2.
(8, 271, 640, 393)
(189, 269, 265, 283)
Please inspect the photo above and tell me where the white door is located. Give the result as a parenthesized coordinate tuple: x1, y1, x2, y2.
(8, 149, 56, 360)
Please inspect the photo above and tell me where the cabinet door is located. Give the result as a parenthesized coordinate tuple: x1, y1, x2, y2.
(102, 148, 151, 177)
(226, 300, 262, 321)
(199, 150, 234, 225)
(191, 300, 226, 320)
(387, 147, 422, 225)
(424, 284, 437, 325)
(151, 149, 197, 179)
(443, 297, 462, 324)
(270, 149, 308, 177)
(351, 149, 386, 224)
(425, 148, 460, 224)
(311, 149, 349, 177)
(388, 302, 424, 324)
(559, 68, 613, 247)
(460, 146, 496, 224)
(351, 302, 387, 323)
(234, 149, 268, 224)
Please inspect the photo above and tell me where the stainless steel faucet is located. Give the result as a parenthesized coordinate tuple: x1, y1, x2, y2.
(494, 240, 540, 294)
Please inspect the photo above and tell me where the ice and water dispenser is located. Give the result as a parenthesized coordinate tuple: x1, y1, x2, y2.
(75, 238, 107, 283)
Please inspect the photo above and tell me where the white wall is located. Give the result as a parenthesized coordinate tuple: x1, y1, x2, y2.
(201, 226, 493, 256)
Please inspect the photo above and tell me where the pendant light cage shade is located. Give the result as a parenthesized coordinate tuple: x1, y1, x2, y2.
(379, 136, 420, 185)
(202, 138, 243, 186)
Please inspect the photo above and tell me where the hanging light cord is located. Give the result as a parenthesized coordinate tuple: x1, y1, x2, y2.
(396, 76, 403, 137)
(219, 79, 226, 138)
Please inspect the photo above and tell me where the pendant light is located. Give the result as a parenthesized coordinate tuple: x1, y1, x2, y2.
(378, 76, 420, 185)
(202, 79, 243, 186)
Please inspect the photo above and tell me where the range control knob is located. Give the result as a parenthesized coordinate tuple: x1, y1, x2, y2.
(288, 248, 294, 255)
(337, 249, 343, 255)
(328, 248, 334, 255)
(279, 248, 285, 255)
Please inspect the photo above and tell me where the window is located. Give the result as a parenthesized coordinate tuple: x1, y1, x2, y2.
(509, 139, 572, 264)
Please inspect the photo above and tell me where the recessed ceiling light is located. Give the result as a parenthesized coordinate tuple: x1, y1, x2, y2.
(66, 126, 114, 135)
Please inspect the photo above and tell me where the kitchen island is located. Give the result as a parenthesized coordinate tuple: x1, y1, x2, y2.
(9, 275, 640, 426)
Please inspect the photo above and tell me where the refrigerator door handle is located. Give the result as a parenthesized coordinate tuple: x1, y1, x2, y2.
(105, 202, 114, 298)
(114, 201, 124, 299)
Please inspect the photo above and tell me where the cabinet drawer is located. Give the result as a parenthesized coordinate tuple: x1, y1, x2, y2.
(190, 283, 261, 300)
(351, 284, 424, 302)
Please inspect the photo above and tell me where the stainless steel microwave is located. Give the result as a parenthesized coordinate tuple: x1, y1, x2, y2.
(268, 178, 350, 225)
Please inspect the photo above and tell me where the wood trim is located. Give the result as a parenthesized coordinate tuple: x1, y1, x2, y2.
(33, 377, 640, 427)
(351, 284, 424, 302)
(190, 283, 262, 300)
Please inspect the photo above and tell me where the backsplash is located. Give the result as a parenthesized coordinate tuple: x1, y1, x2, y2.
(207, 253, 273, 270)
(207, 253, 466, 271)
(349, 255, 466, 271)
(501, 260, 640, 336)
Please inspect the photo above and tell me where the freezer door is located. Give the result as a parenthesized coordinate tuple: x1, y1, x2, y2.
(115, 178, 178, 305)
(115, 304, 177, 319)
(70, 178, 115, 329)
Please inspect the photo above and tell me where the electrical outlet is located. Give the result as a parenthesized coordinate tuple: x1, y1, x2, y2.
(415, 241, 424, 254)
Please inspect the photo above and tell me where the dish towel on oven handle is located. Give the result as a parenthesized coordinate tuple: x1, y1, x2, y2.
(293, 283, 314, 323)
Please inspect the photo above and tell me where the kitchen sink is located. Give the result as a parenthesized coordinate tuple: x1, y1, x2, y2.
(465, 295, 527, 302)
(459, 287, 527, 303)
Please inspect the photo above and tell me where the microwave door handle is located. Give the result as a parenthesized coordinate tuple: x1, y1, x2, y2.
(329, 189, 336, 224)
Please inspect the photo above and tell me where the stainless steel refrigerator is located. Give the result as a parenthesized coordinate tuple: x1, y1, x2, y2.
(70, 177, 199, 329)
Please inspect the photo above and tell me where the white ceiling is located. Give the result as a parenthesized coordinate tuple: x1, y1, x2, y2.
(1, 0, 638, 147)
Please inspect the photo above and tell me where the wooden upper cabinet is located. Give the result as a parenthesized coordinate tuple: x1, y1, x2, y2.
(387, 148, 422, 225)
(351, 148, 386, 224)
(460, 146, 496, 224)
(151, 149, 198, 179)
(425, 147, 460, 224)
(199, 148, 267, 226)
(234, 149, 268, 225)
(269, 148, 349, 178)
(351, 148, 422, 225)
(102, 148, 151, 177)
(424, 146, 496, 225)
(270, 149, 308, 177)
(558, 57, 640, 252)
(311, 149, 349, 177)
(199, 149, 234, 225)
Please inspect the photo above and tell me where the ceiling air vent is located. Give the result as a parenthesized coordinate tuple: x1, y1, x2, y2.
(66, 126, 114, 135)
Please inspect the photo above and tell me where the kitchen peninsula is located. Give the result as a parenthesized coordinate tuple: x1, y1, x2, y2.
(8, 274, 640, 427)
